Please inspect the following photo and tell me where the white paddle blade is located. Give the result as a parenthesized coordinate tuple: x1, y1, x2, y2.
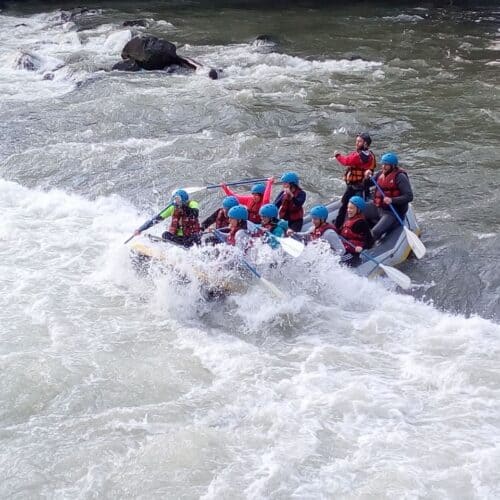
(184, 186, 207, 195)
(278, 236, 304, 258)
(404, 227, 426, 259)
(380, 264, 411, 290)
(260, 277, 285, 299)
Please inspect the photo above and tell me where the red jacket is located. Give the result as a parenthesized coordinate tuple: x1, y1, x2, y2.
(221, 178, 274, 224)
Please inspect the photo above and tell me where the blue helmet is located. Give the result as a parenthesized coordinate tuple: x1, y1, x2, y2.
(259, 203, 278, 219)
(310, 205, 329, 221)
(228, 205, 248, 221)
(280, 171, 299, 185)
(349, 195, 366, 212)
(222, 196, 239, 209)
(381, 152, 398, 166)
(250, 183, 266, 195)
(172, 189, 189, 203)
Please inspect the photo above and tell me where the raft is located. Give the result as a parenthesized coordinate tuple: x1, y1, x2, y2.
(129, 234, 245, 300)
(128, 201, 422, 297)
(302, 200, 421, 277)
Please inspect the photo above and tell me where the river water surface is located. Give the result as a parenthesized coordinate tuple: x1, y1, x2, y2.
(1, 2, 499, 498)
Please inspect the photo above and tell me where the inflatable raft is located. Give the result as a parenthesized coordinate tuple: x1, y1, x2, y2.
(128, 201, 423, 297)
(129, 234, 245, 300)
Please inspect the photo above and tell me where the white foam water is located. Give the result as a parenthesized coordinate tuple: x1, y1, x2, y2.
(1, 179, 499, 498)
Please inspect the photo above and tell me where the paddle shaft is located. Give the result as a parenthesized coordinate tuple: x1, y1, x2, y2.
(205, 178, 270, 190)
(370, 177, 405, 226)
(338, 234, 382, 267)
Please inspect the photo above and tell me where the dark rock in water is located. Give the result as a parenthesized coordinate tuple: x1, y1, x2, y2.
(59, 7, 90, 23)
(208, 68, 224, 80)
(122, 19, 149, 28)
(344, 53, 365, 61)
(253, 34, 279, 46)
(121, 35, 181, 70)
(112, 59, 141, 72)
(15, 23, 28, 27)
(115, 35, 216, 77)
(15, 51, 43, 71)
(43, 72, 54, 80)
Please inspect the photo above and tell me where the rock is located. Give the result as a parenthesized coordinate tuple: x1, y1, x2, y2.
(122, 19, 148, 27)
(208, 68, 223, 80)
(43, 72, 54, 80)
(14, 51, 43, 71)
(253, 34, 278, 47)
(344, 53, 365, 61)
(112, 59, 141, 71)
(15, 23, 28, 28)
(121, 35, 181, 70)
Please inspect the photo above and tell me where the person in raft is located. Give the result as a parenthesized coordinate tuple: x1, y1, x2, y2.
(332, 132, 376, 229)
(200, 195, 239, 230)
(133, 189, 201, 248)
(221, 178, 274, 224)
(273, 171, 306, 232)
(253, 203, 289, 249)
(287, 205, 345, 255)
(364, 152, 414, 241)
(336, 195, 374, 267)
(215, 205, 251, 251)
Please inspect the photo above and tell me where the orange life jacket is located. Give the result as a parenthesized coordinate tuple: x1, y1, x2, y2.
(340, 213, 366, 251)
(344, 150, 376, 185)
(374, 167, 407, 209)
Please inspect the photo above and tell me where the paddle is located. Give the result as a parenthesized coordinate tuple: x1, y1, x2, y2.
(370, 177, 426, 259)
(213, 229, 284, 298)
(337, 235, 411, 290)
(184, 178, 270, 195)
(124, 203, 173, 244)
(247, 221, 304, 257)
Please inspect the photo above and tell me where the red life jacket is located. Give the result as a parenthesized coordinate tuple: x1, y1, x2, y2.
(310, 222, 336, 241)
(169, 205, 201, 237)
(279, 187, 304, 222)
(215, 208, 229, 229)
(340, 213, 366, 251)
(248, 197, 262, 224)
(344, 150, 376, 185)
(374, 167, 407, 209)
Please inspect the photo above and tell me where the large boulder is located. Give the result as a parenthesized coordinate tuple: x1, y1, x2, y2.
(121, 35, 181, 70)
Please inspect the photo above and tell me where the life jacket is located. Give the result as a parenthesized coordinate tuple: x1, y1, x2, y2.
(248, 197, 262, 224)
(215, 208, 229, 229)
(310, 222, 337, 241)
(278, 187, 304, 222)
(374, 167, 407, 209)
(169, 204, 201, 237)
(344, 150, 376, 185)
(340, 213, 366, 251)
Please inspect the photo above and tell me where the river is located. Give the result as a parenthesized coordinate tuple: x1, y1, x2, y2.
(1, 2, 499, 498)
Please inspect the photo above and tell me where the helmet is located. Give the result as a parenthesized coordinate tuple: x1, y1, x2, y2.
(310, 205, 329, 221)
(259, 203, 278, 219)
(280, 171, 299, 185)
(381, 152, 398, 166)
(172, 189, 189, 203)
(349, 195, 366, 212)
(250, 183, 266, 195)
(228, 205, 248, 221)
(358, 132, 372, 146)
(222, 196, 239, 209)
